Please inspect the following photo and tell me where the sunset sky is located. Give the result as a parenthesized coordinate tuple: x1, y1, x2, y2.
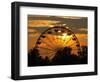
(28, 15, 88, 53)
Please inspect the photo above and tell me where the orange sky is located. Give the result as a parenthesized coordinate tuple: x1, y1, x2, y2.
(28, 15, 88, 59)
(28, 21, 87, 50)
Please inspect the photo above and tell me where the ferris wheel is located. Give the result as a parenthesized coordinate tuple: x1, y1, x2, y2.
(34, 25, 81, 60)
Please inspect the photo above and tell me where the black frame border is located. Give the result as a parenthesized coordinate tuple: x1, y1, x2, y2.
(11, 1, 98, 80)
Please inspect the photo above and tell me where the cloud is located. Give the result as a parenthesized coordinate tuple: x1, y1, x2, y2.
(78, 28, 87, 32)
(28, 20, 60, 27)
(72, 27, 87, 34)
(28, 15, 88, 33)
(58, 16, 83, 19)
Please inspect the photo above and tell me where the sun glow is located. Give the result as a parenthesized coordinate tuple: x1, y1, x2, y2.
(58, 33, 72, 41)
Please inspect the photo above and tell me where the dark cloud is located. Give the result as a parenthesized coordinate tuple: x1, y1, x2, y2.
(29, 27, 49, 33)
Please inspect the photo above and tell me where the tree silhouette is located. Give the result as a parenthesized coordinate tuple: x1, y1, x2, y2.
(28, 46, 88, 66)
(28, 48, 41, 66)
(80, 46, 88, 64)
(51, 47, 79, 65)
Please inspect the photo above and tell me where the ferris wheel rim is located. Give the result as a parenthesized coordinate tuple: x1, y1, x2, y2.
(34, 25, 82, 59)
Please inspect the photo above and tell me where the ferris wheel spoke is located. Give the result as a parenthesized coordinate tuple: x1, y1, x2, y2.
(53, 35, 61, 48)
(39, 49, 55, 53)
(56, 36, 61, 47)
(56, 33, 65, 47)
(38, 46, 55, 51)
(63, 37, 72, 46)
(62, 34, 68, 47)
(45, 34, 54, 44)
(36, 43, 54, 50)
(46, 35, 58, 47)
(39, 51, 56, 58)
(48, 53, 56, 59)
(46, 30, 59, 47)
(57, 28, 64, 44)
(40, 38, 56, 49)
(49, 55, 55, 59)
(54, 28, 62, 47)
(39, 51, 55, 55)
(40, 40, 56, 49)
(63, 35, 73, 47)
(58, 29, 66, 46)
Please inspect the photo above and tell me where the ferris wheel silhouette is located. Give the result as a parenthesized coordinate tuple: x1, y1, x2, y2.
(34, 24, 81, 60)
